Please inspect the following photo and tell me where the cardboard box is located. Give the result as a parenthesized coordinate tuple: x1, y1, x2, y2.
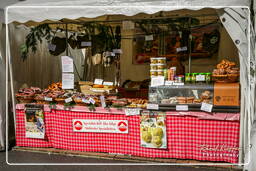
(214, 83, 240, 106)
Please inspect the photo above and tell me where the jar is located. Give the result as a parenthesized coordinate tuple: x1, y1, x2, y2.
(157, 63, 166, 70)
(205, 73, 212, 83)
(150, 57, 158, 64)
(191, 73, 197, 83)
(157, 57, 166, 64)
(150, 70, 158, 77)
(157, 70, 164, 76)
(177, 75, 184, 83)
(185, 73, 191, 83)
(150, 64, 158, 70)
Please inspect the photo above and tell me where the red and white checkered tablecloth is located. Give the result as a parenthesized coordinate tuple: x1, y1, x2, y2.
(15, 109, 240, 163)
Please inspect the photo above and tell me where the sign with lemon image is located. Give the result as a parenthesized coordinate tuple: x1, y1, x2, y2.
(140, 111, 167, 149)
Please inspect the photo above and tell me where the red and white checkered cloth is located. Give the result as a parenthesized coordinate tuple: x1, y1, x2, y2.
(15, 109, 240, 163)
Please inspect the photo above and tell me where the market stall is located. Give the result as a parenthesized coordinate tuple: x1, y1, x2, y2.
(3, 0, 255, 165)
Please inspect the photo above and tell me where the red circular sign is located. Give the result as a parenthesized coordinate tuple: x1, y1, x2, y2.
(118, 121, 127, 132)
(74, 121, 83, 130)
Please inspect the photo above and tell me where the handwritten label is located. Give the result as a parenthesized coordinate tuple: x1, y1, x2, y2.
(82, 98, 90, 104)
(100, 96, 106, 108)
(176, 105, 188, 111)
(94, 79, 103, 85)
(173, 82, 185, 86)
(44, 97, 52, 102)
(196, 75, 205, 81)
(125, 108, 141, 116)
(151, 76, 165, 87)
(200, 102, 213, 113)
(81, 41, 92, 47)
(146, 104, 159, 110)
(165, 81, 174, 86)
(176, 46, 188, 52)
(65, 97, 73, 103)
(103, 81, 114, 86)
(145, 35, 153, 41)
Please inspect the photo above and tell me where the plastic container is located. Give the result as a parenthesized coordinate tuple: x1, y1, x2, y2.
(150, 64, 158, 70)
(150, 70, 158, 77)
(150, 57, 158, 64)
(157, 57, 166, 64)
(157, 63, 166, 70)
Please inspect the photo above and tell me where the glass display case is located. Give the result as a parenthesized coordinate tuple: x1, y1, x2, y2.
(149, 83, 214, 105)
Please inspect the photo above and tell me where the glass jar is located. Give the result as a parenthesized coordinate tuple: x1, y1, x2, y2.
(205, 73, 212, 83)
(191, 73, 197, 83)
(185, 73, 191, 83)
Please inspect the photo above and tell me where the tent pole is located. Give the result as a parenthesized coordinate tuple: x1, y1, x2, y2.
(65, 23, 68, 56)
(188, 17, 192, 73)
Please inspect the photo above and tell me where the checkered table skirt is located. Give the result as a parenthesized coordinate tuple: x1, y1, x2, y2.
(16, 109, 240, 163)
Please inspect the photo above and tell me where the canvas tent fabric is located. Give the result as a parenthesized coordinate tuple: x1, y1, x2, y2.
(1, 0, 255, 166)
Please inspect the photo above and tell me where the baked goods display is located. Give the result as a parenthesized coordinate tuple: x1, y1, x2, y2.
(212, 59, 239, 83)
(16, 87, 42, 103)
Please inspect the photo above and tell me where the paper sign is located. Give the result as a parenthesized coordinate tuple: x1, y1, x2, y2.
(173, 82, 185, 86)
(65, 97, 73, 103)
(44, 97, 52, 101)
(147, 104, 159, 110)
(82, 98, 90, 104)
(176, 46, 188, 52)
(81, 41, 92, 47)
(145, 35, 153, 41)
(94, 79, 103, 85)
(48, 43, 56, 51)
(196, 75, 205, 81)
(73, 119, 128, 133)
(103, 82, 114, 86)
(62, 73, 74, 89)
(89, 98, 95, 104)
(111, 52, 115, 56)
(125, 108, 141, 116)
(200, 102, 213, 113)
(122, 21, 135, 30)
(165, 81, 174, 86)
(151, 76, 165, 87)
(61, 56, 74, 73)
(176, 105, 188, 111)
(113, 49, 123, 54)
(100, 96, 106, 108)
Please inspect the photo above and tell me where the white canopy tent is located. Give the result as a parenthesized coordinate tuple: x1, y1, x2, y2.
(1, 0, 255, 167)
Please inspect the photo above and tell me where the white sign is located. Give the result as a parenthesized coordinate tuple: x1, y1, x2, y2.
(61, 56, 74, 73)
(176, 46, 188, 52)
(146, 103, 159, 110)
(125, 108, 141, 116)
(173, 82, 185, 86)
(73, 119, 128, 133)
(44, 97, 52, 101)
(200, 102, 213, 113)
(176, 105, 188, 111)
(151, 76, 165, 87)
(94, 79, 103, 85)
(103, 81, 114, 86)
(165, 81, 174, 86)
(82, 98, 90, 104)
(100, 96, 106, 108)
(122, 21, 135, 30)
(81, 41, 92, 47)
(145, 35, 153, 41)
(62, 73, 74, 89)
(65, 97, 73, 103)
(89, 98, 96, 104)
(113, 49, 123, 54)
(196, 75, 205, 81)
(48, 43, 56, 51)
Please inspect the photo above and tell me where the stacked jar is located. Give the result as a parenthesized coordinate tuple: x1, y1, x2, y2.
(150, 57, 166, 78)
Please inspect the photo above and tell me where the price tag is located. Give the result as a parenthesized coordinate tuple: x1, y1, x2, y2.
(48, 43, 56, 51)
(176, 105, 188, 111)
(82, 98, 90, 104)
(196, 75, 205, 81)
(146, 104, 159, 110)
(151, 76, 165, 87)
(113, 49, 123, 54)
(100, 96, 106, 108)
(89, 98, 96, 104)
(81, 41, 92, 47)
(111, 52, 115, 56)
(200, 102, 213, 113)
(125, 108, 141, 116)
(44, 97, 52, 102)
(165, 81, 174, 86)
(173, 82, 184, 86)
(65, 97, 73, 103)
(176, 46, 188, 52)
(103, 81, 114, 86)
(94, 79, 103, 85)
(145, 35, 153, 41)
